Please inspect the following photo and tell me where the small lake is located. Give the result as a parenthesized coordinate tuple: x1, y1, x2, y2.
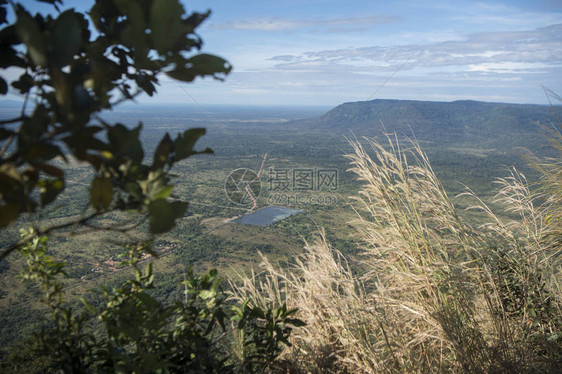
(232, 206, 303, 226)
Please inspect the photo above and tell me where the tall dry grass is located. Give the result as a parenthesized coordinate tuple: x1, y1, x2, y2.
(229, 233, 376, 373)
(231, 133, 562, 373)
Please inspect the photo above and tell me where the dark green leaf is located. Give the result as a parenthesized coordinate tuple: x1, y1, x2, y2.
(184, 10, 211, 31)
(0, 45, 26, 69)
(52, 10, 84, 67)
(285, 318, 306, 327)
(17, 105, 48, 150)
(0, 128, 15, 140)
(167, 54, 231, 82)
(152, 133, 172, 169)
(0, 4, 6, 25)
(50, 69, 71, 109)
(0, 76, 6, 94)
(15, 8, 47, 66)
(106, 123, 144, 163)
(37, 178, 64, 207)
(0, 25, 21, 46)
(135, 74, 156, 96)
(24, 143, 63, 163)
(0, 163, 22, 191)
(11, 73, 33, 94)
(87, 2, 103, 31)
(148, 199, 188, 234)
(125, 182, 143, 201)
(173, 128, 212, 162)
(115, 0, 146, 51)
(0, 203, 21, 228)
(74, 85, 92, 110)
(63, 126, 107, 152)
(36, 0, 62, 7)
(33, 163, 64, 178)
(137, 292, 158, 309)
(150, 0, 186, 53)
(152, 185, 173, 200)
(90, 177, 113, 211)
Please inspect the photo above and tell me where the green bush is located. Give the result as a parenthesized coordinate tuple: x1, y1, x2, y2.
(14, 232, 303, 373)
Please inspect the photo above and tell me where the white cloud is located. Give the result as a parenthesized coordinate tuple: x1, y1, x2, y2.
(268, 24, 562, 74)
(466, 62, 555, 74)
(209, 15, 403, 31)
(430, 1, 562, 29)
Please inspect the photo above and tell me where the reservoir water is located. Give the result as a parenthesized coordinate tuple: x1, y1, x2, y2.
(232, 206, 303, 226)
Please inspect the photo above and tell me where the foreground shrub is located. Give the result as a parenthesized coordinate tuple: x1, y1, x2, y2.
(15, 233, 302, 373)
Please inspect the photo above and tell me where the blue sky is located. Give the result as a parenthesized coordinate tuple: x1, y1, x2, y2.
(6, 0, 562, 107)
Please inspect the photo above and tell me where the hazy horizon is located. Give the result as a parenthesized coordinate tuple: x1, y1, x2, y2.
(3, 0, 562, 108)
(1, 96, 559, 110)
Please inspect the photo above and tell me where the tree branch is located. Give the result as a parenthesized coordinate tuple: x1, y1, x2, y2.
(0, 211, 103, 261)
(0, 134, 16, 157)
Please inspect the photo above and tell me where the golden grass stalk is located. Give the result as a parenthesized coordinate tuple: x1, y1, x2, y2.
(229, 232, 383, 373)
(346, 136, 495, 372)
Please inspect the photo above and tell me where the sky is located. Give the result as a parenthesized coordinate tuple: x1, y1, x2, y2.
(5, 0, 562, 107)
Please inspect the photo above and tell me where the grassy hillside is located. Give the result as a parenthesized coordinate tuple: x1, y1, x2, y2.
(292, 99, 560, 152)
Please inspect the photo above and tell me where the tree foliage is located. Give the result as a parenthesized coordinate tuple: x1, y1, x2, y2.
(0, 1, 304, 372)
(0, 0, 231, 257)
(16, 231, 302, 373)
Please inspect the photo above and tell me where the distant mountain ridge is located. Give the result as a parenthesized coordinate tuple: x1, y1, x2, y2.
(291, 99, 559, 152)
